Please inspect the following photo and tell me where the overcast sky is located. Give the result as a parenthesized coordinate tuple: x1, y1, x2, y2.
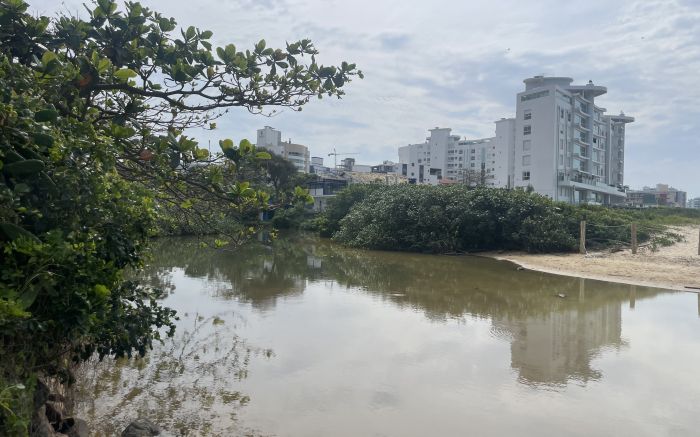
(31, 0, 700, 197)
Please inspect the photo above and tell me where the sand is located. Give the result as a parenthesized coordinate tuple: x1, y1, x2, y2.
(483, 225, 700, 292)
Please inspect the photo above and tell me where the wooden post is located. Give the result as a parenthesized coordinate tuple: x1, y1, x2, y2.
(630, 285, 636, 310)
(579, 220, 586, 254)
(697, 227, 700, 256)
(631, 223, 638, 255)
(579, 278, 585, 302)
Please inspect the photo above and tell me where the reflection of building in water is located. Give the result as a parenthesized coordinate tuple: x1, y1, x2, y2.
(493, 282, 624, 386)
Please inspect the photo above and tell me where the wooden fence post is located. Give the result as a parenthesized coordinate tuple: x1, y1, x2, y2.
(631, 223, 638, 255)
(579, 220, 586, 254)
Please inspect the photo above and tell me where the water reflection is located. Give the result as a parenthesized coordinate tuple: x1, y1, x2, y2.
(76, 234, 696, 436)
(143, 235, 665, 387)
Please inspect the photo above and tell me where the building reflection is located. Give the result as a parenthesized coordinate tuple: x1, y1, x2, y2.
(493, 279, 625, 386)
(144, 235, 670, 388)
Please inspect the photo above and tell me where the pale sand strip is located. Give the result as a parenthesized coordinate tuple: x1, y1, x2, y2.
(482, 225, 700, 292)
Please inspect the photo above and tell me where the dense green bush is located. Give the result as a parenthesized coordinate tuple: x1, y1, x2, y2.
(328, 185, 692, 253)
(318, 183, 382, 237)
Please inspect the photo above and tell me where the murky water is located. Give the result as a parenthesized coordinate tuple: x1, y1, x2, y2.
(75, 234, 700, 436)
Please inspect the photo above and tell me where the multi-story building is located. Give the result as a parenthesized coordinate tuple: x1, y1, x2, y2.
(627, 184, 688, 208)
(398, 76, 635, 205)
(689, 198, 700, 209)
(256, 126, 310, 173)
(510, 76, 633, 204)
(398, 128, 503, 186)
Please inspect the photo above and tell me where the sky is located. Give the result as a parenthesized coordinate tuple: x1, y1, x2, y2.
(30, 0, 700, 198)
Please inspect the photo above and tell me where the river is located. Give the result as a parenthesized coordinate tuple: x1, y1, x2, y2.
(74, 234, 700, 436)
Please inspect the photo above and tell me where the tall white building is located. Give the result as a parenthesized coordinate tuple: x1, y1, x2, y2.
(510, 76, 633, 204)
(256, 126, 310, 173)
(398, 76, 634, 205)
(688, 198, 700, 209)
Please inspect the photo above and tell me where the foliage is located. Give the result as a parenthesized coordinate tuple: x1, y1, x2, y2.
(317, 183, 382, 237)
(0, 0, 359, 433)
(328, 185, 689, 253)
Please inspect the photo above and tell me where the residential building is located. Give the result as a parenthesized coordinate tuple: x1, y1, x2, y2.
(371, 161, 400, 174)
(398, 128, 501, 186)
(688, 198, 700, 209)
(627, 184, 688, 208)
(310, 156, 330, 174)
(256, 126, 310, 173)
(398, 75, 634, 205)
(510, 76, 633, 204)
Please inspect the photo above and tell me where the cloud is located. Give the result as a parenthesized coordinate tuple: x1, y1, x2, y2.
(27, 0, 700, 197)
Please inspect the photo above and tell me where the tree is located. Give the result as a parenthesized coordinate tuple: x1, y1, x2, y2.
(0, 0, 360, 433)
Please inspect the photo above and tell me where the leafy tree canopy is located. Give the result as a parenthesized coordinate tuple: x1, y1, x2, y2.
(0, 0, 360, 432)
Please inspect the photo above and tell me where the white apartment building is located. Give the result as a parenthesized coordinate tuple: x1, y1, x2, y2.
(398, 76, 634, 205)
(256, 126, 310, 172)
(398, 128, 505, 186)
(688, 198, 700, 209)
(511, 76, 633, 204)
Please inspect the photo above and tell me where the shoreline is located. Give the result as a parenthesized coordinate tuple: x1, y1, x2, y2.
(480, 225, 700, 293)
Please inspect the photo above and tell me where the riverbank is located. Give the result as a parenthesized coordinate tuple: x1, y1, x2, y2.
(483, 225, 700, 292)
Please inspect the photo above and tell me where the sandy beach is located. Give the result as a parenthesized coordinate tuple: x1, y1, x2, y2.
(484, 225, 700, 292)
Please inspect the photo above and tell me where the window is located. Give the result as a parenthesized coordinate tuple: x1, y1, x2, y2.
(560, 108, 564, 119)
(524, 110, 532, 120)
(471, 156, 475, 161)
(559, 139, 564, 150)
(470, 163, 475, 167)
(523, 140, 531, 151)
(559, 155, 564, 165)
(522, 155, 531, 166)
(523, 125, 531, 135)
(522, 171, 531, 181)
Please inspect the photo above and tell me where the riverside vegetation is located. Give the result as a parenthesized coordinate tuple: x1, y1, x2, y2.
(0, 0, 361, 434)
(316, 184, 700, 253)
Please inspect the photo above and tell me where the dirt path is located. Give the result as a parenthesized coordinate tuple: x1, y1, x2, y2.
(483, 225, 700, 292)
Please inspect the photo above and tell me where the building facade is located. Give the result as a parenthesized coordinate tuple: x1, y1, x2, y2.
(256, 126, 310, 173)
(627, 184, 688, 208)
(688, 198, 700, 209)
(398, 76, 634, 205)
(398, 128, 503, 186)
(510, 76, 633, 205)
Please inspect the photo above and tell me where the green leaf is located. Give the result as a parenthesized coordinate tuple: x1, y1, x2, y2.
(194, 148, 209, 159)
(0, 223, 40, 243)
(239, 139, 252, 153)
(94, 284, 110, 298)
(255, 151, 272, 160)
(185, 26, 195, 40)
(34, 109, 58, 122)
(41, 51, 57, 67)
(33, 133, 54, 148)
(114, 68, 138, 81)
(180, 199, 193, 209)
(18, 286, 39, 310)
(3, 159, 45, 177)
(219, 139, 234, 151)
(201, 30, 213, 39)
